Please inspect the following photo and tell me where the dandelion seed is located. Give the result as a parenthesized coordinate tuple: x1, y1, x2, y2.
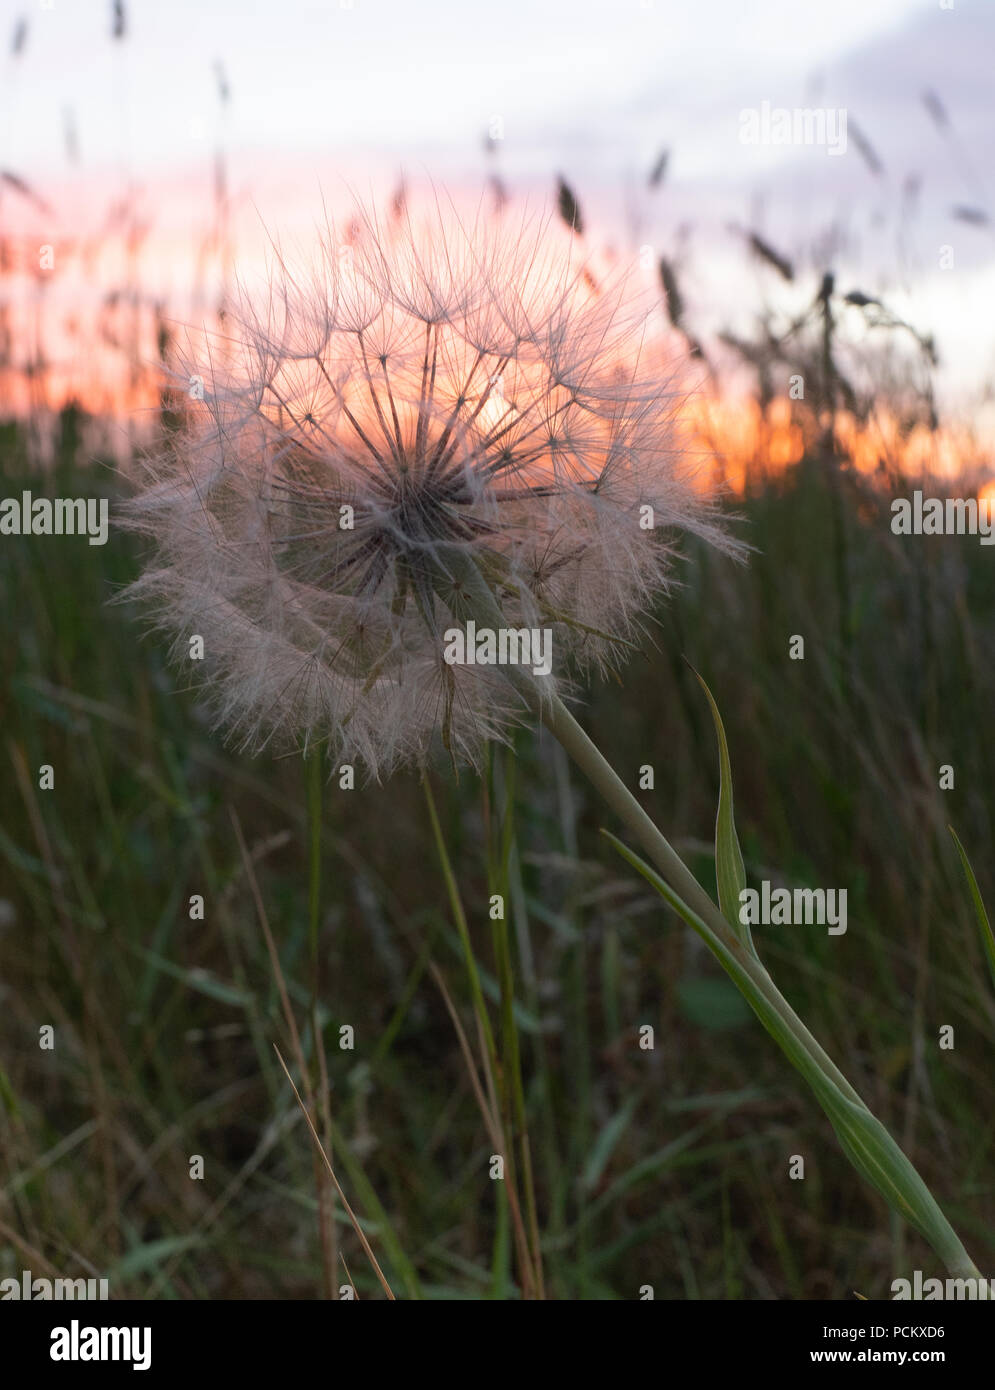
(123, 194, 739, 776)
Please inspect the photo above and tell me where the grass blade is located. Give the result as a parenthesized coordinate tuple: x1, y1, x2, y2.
(601, 827, 980, 1277)
(689, 667, 755, 955)
(949, 826, 995, 998)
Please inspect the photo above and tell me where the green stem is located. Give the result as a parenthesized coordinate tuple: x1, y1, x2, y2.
(304, 748, 336, 1298)
(422, 774, 499, 1072)
(538, 690, 981, 1281)
(487, 743, 545, 1297)
(306, 749, 323, 1006)
(436, 543, 980, 1281)
(423, 771, 539, 1298)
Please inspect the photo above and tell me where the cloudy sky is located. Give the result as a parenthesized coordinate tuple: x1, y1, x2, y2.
(3, 1, 975, 176)
(2, 0, 993, 417)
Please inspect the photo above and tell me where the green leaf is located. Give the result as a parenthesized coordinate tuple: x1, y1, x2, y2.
(130, 946, 254, 1007)
(689, 667, 756, 957)
(107, 1235, 205, 1283)
(582, 1094, 640, 1192)
(949, 826, 995, 999)
(601, 827, 979, 1272)
(0, 1063, 20, 1118)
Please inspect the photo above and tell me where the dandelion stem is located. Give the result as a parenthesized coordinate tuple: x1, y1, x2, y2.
(438, 542, 980, 1281)
(535, 689, 982, 1282)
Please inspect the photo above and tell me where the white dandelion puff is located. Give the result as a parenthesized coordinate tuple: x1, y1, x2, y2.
(122, 194, 741, 777)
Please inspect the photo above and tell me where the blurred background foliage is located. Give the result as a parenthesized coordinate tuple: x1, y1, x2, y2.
(1, 392, 993, 1299)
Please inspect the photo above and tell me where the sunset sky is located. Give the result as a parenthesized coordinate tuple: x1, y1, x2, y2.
(2, 0, 993, 436)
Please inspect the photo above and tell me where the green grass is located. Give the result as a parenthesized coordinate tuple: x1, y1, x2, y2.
(1, 412, 992, 1298)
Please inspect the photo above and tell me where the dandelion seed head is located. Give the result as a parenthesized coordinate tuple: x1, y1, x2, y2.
(124, 193, 740, 776)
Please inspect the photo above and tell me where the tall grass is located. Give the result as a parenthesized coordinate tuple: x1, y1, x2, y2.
(1, 409, 992, 1297)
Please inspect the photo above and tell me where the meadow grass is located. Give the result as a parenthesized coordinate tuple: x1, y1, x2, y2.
(1, 412, 992, 1298)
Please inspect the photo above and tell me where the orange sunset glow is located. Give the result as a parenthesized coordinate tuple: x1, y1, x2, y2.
(2, 197, 992, 508)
